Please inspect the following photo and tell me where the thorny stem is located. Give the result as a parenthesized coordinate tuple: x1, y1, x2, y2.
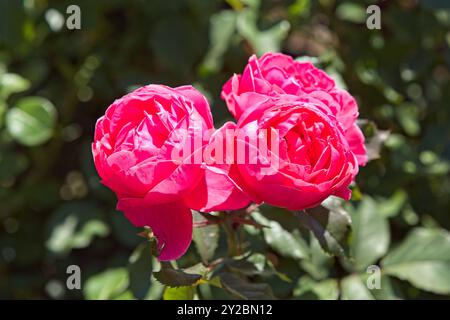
(220, 212, 241, 257)
(204, 205, 260, 258)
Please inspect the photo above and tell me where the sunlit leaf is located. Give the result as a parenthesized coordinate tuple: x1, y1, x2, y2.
(300, 234, 333, 280)
(350, 196, 390, 271)
(341, 274, 399, 300)
(0, 73, 30, 99)
(396, 103, 421, 137)
(377, 190, 407, 218)
(200, 10, 236, 74)
(236, 5, 290, 55)
(46, 202, 109, 255)
(84, 268, 129, 300)
(289, 0, 310, 17)
(145, 277, 165, 300)
(340, 275, 374, 300)
(294, 276, 339, 300)
(382, 228, 450, 294)
(163, 286, 195, 300)
(114, 290, 135, 300)
(336, 3, 366, 23)
(253, 211, 308, 260)
(6, 96, 57, 146)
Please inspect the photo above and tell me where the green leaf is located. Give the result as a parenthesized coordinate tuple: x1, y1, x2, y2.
(183, 262, 210, 278)
(226, 257, 266, 277)
(163, 286, 195, 300)
(145, 277, 165, 299)
(299, 197, 352, 258)
(46, 202, 109, 255)
(225, 0, 244, 10)
(382, 228, 450, 294)
(359, 273, 400, 300)
(6, 96, 57, 146)
(350, 197, 390, 271)
(223, 255, 291, 283)
(84, 268, 129, 300)
(335, 3, 366, 23)
(245, 254, 291, 282)
(219, 272, 275, 300)
(128, 242, 153, 299)
(0, 73, 30, 99)
(396, 103, 421, 137)
(71, 220, 110, 248)
(153, 264, 202, 288)
(341, 274, 399, 300)
(289, 0, 310, 17)
(236, 6, 290, 55)
(300, 234, 333, 280)
(114, 290, 135, 300)
(252, 211, 308, 260)
(294, 276, 339, 300)
(377, 190, 407, 218)
(192, 211, 219, 264)
(340, 275, 374, 300)
(200, 10, 236, 74)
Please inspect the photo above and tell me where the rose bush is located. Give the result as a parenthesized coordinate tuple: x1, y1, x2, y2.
(3, 1, 447, 300)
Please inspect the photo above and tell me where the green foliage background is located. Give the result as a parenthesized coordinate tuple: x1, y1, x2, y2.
(0, 0, 449, 299)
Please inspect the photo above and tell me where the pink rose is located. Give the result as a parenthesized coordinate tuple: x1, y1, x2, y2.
(233, 94, 359, 210)
(92, 84, 247, 260)
(221, 53, 367, 166)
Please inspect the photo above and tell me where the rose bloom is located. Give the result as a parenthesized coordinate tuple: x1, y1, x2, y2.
(92, 85, 248, 260)
(231, 94, 359, 210)
(222, 52, 367, 166)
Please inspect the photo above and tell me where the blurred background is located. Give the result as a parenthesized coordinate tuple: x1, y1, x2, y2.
(0, 0, 449, 299)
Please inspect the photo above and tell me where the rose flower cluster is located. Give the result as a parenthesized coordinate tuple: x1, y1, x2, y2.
(92, 53, 367, 260)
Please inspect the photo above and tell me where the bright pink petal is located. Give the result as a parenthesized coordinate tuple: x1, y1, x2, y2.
(117, 199, 193, 261)
(184, 122, 252, 211)
(185, 165, 251, 212)
(176, 85, 214, 128)
(346, 124, 368, 166)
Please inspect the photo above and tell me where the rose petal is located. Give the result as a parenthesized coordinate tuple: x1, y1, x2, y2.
(184, 122, 252, 211)
(117, 199, 193, 261)
(176, 85, 214, 128)
(185, 165, 251, 212)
